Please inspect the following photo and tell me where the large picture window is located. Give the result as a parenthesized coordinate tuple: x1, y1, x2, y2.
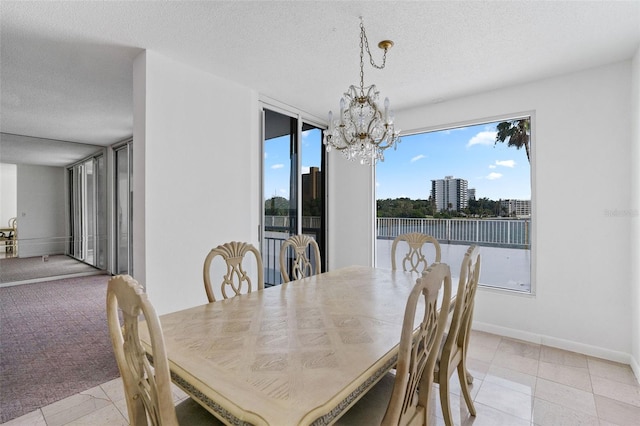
(376, 117, 533, 293)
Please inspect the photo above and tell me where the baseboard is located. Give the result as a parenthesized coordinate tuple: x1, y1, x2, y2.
(631, 354, 640, 385)
(474, 321, 639, 383)
(0, 270, 107, 288)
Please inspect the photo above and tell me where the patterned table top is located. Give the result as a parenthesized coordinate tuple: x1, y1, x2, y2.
(146, 265, 426, 425)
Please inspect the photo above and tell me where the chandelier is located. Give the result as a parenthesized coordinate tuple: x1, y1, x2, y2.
(323, 18, 401, 166)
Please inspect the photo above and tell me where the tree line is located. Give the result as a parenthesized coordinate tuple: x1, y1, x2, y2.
(264, 196, 322, 217)
(265, 196, 505, 218)
(376, 197, 505, 218)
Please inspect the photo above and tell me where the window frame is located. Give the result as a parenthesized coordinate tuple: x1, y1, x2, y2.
(375, 112, 536, 296)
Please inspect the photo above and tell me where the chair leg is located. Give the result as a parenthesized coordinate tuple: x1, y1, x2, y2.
(466, 371, 474, 384)
(463, 334, 474, 384)
(457, 363, 476, 416)
(438, 370, 455, 426)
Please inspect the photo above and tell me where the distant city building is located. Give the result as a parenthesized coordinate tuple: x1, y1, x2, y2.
(500, 199, 531, 217)
(302, 166, 322, 201)
(468, 188, 476, 201)
(431, 176, 469, 212)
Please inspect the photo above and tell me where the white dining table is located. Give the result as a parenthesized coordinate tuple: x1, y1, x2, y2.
(140, 265, 450, 425)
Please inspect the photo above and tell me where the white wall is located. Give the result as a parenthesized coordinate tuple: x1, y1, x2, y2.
(327, 152, 376, 269)
(631, 47, 640, 379)
(16, 164, 66, 257)
(133, 50, 260, 315)
(0, 163, 17, 225)
(396, 61, 634, 363)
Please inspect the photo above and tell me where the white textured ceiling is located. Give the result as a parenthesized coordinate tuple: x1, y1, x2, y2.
(1, 1, 639, 166)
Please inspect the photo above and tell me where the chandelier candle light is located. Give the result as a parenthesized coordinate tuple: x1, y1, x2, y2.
(323, 18, 401, 166)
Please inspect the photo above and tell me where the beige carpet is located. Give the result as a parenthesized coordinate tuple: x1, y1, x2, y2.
(0, 255, 105, 285)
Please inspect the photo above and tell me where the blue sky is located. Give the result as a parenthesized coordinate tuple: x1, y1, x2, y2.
(264, 121, 531, 201)
(264, 128, 323, 200)
(376, 121, 531, 201)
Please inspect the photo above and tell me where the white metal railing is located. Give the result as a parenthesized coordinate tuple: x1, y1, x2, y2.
(263, 216, 531, 290)
(265, 216, 530, 249)
(263, 215, 321, 229)
(376, 217, 530, 248)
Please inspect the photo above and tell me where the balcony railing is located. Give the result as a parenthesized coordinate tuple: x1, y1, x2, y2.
(263, 216, 531, 288)
(376, 217, 530, 249)
(266, 216, 530, 248)
(263, 215, 322, 230)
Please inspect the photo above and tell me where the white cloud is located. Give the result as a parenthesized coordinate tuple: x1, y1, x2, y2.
(410, 154, 426, 163)
(486, 172, 503, 180)
(489, 164, 496, 169)
(467, 131, 496, 148)
(271, 164, 284, 170)
(301, 166, 310, 174)
(301, 130, 312, 146)
(495, 160, 516, 168)
(375, 181, 380, 187)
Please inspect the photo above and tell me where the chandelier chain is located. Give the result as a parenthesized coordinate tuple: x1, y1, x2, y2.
(360, 19, 388, 71)
(359, 24, 365, 91)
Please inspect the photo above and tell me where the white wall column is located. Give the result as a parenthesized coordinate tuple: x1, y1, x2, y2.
(132, 50, 260, 315)
(630, 47, 640, 380)
(327, 152, 375, 269)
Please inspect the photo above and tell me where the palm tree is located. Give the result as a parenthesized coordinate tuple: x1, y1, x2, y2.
(495, 119, 530, 163)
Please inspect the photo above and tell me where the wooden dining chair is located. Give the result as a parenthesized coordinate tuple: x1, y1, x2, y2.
(279, 234, 321, 283)
(391, 232, 441, 273)
(435, 245, 481, 426)
(203, 241, 264, 302)
(335, 262, 452, 426)
(106, 275, 223, 426)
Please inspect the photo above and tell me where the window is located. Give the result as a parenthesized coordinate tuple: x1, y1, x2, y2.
(376, 117, 532, 293)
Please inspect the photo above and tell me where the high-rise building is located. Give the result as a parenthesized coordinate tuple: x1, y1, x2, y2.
(431, 176, 469, 212)
(468, 188, 476, 201)
(302, 167, 322, 201)
(500, 199, 531, 217)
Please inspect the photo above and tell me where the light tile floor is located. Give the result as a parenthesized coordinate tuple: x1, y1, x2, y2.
(3, 330, 639, 425)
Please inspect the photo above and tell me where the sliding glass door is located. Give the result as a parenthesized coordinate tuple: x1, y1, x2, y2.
(261, 107, 326, 286)
(68, 153, 106, 268)
(114, 142, 133, 275)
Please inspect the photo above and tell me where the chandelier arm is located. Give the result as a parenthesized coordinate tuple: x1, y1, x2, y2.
(377, 134, 393, 149)
(366, 103, 383, 141)
(332, 125, 351, 151)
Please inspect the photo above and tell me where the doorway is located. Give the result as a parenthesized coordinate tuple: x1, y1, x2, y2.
(261, 107, 326, 286)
